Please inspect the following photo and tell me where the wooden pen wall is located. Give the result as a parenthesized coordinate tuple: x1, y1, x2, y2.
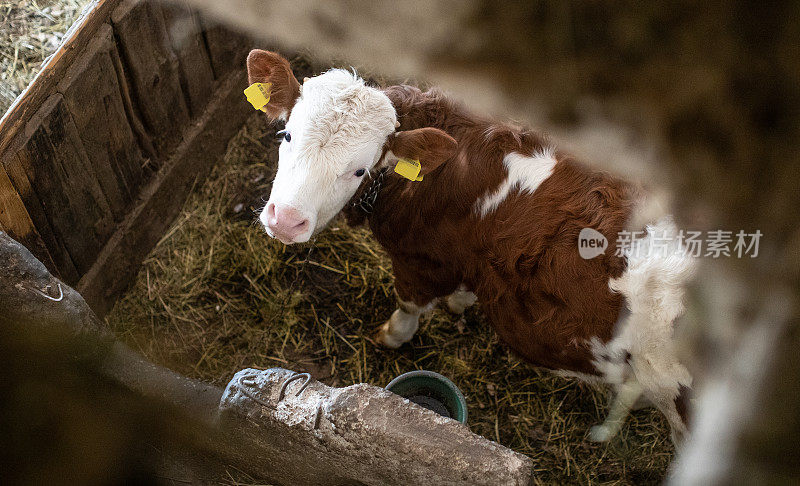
(0, 0, 253, 315)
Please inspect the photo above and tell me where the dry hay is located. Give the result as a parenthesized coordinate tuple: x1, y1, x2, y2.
(107, 105, 675, 484)
(0, 0, 91, 115)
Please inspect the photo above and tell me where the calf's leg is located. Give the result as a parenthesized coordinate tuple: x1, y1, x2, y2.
(649, 385, 691, 445)
(375, 292, 436, 348)
(375, 266, 456, 348)
(588, 377, 643, 442)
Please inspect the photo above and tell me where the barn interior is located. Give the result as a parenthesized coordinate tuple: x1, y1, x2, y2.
(1, 1, 798, 485)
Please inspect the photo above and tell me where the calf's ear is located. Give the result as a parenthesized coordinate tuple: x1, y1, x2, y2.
(387, 128, 457, 176)
(246, 49, 301, 121)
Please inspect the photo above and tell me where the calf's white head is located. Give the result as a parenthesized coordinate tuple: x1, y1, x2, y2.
(247, 50, 457, 244)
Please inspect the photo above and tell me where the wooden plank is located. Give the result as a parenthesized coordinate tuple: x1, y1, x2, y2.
(0, 164, 59, 275)
(160, 1, 216, 117)
(0, 0, 124, 156)
(0, 0, 135, 283)
(107, 35, 159, 165)
(198, 15, 250, 79)
(78, 70, 251, 317)
(2, 155, 80, 283)
(111, 0, 190, 155)
(12, 94, 115, 275)
(58, 23, 147, 221)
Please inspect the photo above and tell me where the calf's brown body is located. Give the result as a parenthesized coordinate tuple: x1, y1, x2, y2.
(247, 49, 691, 441)
(345, 86, 633, 373)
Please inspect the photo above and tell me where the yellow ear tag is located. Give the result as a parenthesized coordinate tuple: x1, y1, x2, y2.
(394, 158, 424, 181)
(244, 82, 272, 112)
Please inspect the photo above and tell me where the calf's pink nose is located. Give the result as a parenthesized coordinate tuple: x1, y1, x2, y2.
(265, 203, 309, 240)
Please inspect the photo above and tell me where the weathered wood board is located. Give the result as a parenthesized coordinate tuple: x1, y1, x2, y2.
(111, 0, 190, 155)
(78, 70, 250, 316)
(58, 23, 147, 220)
(0, 0, 119, 157)
(200, 17, 250, 78)
(8, 94, 116, 275)
(0, 0, 254, 298)
(2, 152, 79, 283)
(160, 1, 216, 116)
(0, 164, 60, 275)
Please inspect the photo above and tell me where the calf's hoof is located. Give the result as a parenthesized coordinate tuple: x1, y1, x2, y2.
(445, 300, 468, 315)
(587, 424, 617, 442)
(374, 322, 404, 349)
(445, 291, 476, 315)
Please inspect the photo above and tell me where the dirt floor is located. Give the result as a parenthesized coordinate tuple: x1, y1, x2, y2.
(107, 110, 676, 485)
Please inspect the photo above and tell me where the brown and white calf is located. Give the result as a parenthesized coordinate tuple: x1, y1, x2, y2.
(247, 50, 696, 443)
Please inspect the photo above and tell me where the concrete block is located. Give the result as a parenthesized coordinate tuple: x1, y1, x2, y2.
(219, 367, 533, 485)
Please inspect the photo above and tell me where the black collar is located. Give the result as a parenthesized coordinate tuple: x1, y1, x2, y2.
(352, 167, 388, 215)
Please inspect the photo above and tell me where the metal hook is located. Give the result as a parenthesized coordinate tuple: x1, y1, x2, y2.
(236, 372, 273, 407)
(313, 400, 324, 430)
(28, 283, 63, 302)
(278, 372, 312, 401)
(236, 371, 313, 407)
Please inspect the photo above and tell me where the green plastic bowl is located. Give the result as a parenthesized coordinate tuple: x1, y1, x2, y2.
(385, 370, 468, 424)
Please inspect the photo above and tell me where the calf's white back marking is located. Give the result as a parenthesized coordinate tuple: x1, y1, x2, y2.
(475, 148, 557, 217)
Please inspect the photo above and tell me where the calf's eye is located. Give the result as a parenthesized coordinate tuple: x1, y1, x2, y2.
(276, 130, 291, 142)
(354, 168, 366, 177)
